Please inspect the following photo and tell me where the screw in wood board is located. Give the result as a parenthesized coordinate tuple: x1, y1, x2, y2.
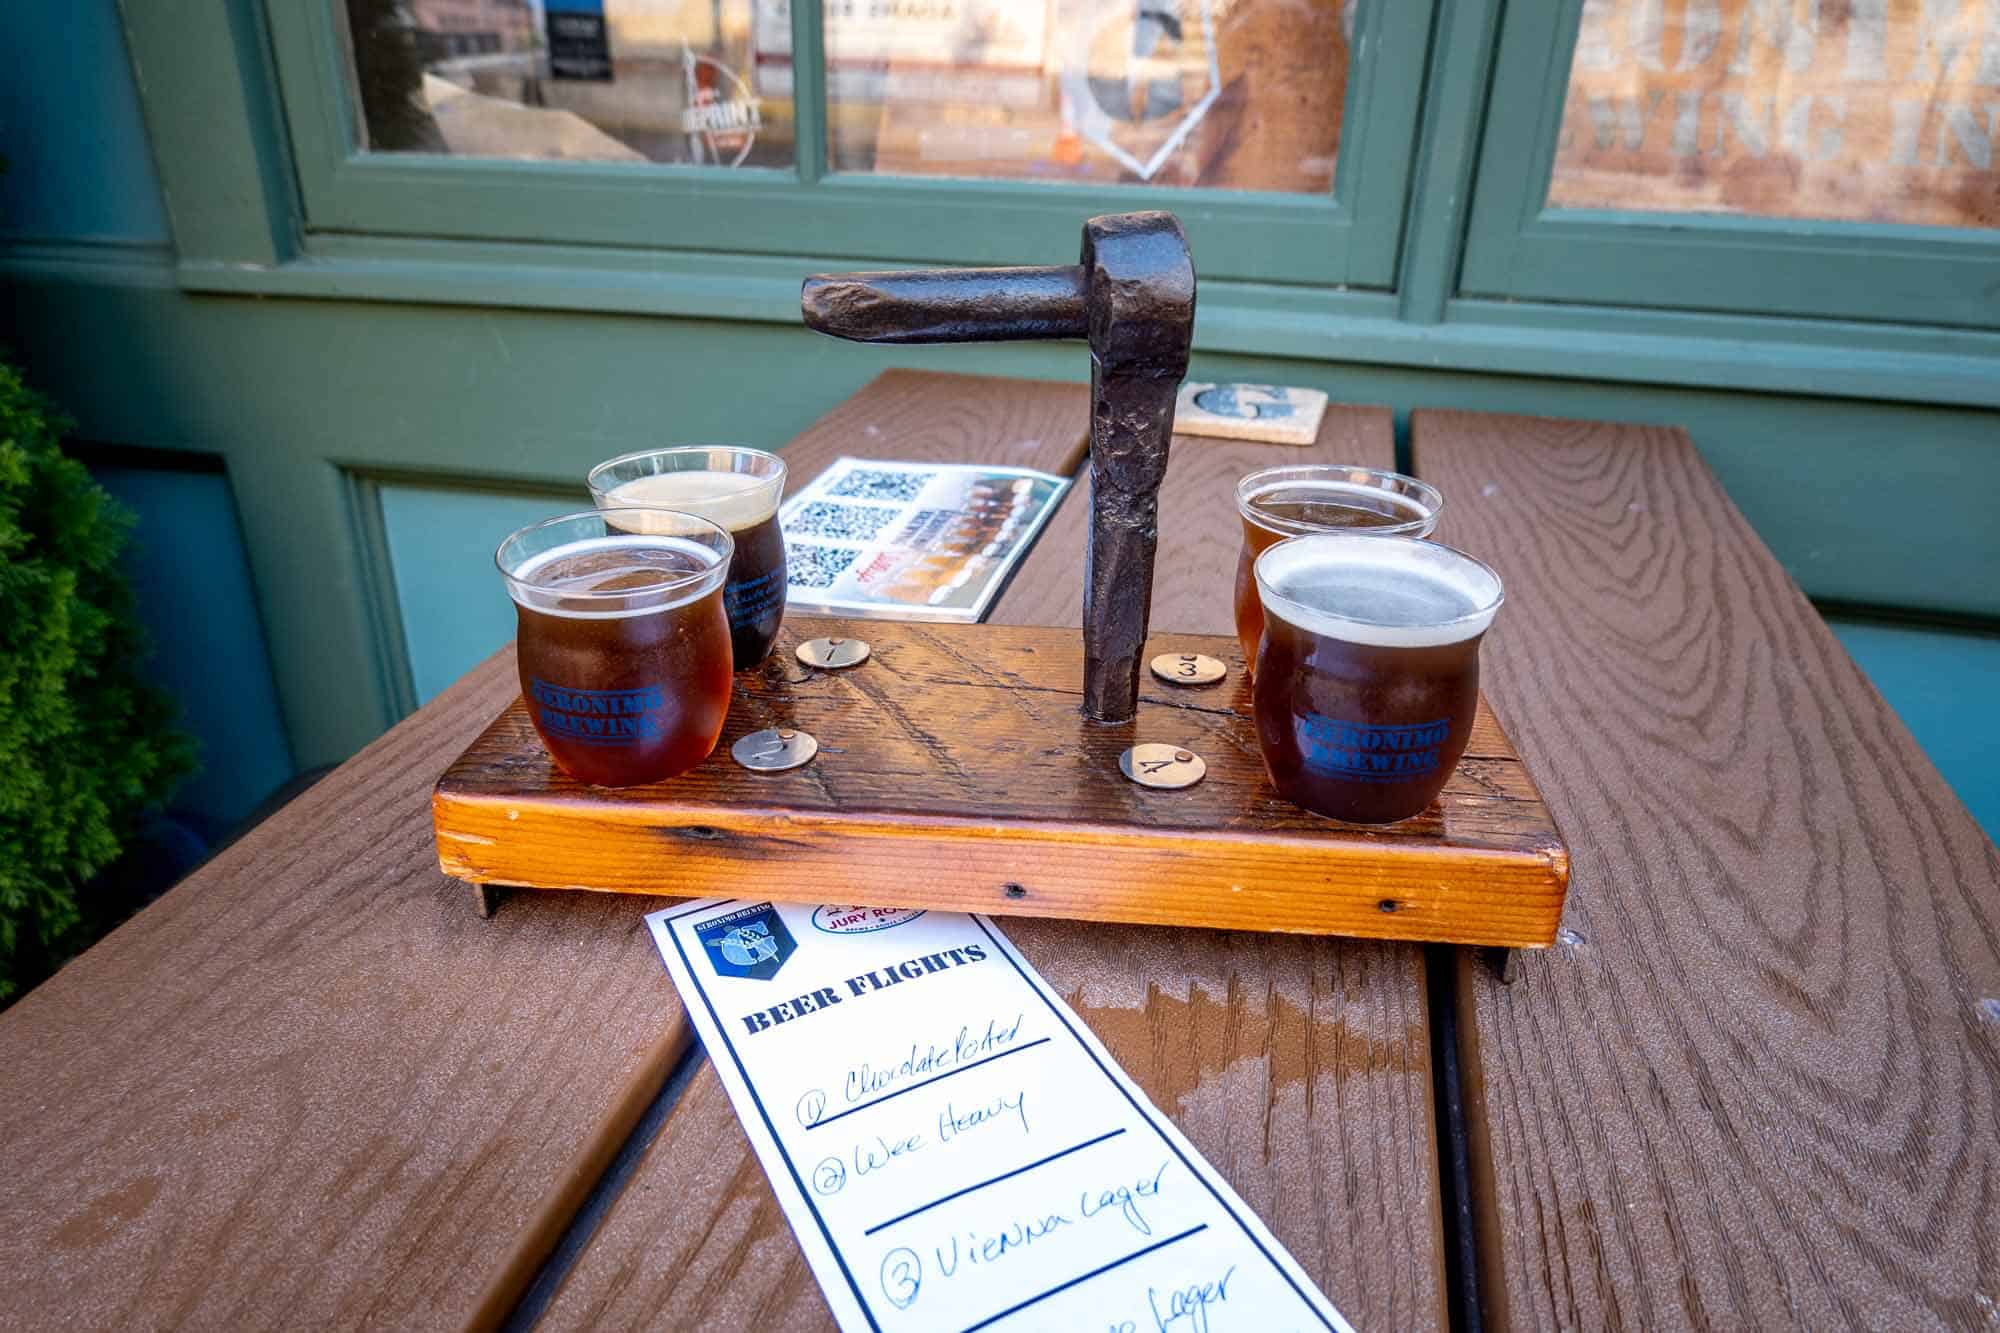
(796, 637, 871, 670)
(1149, 651, 1226, 686)
(1119, 743, 1207, 790)
(802, 211, 1196, 725)
(732, 727, 820, 772)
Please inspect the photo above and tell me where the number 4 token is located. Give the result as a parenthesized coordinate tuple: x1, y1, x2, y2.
(1120, 744, 1207, 790)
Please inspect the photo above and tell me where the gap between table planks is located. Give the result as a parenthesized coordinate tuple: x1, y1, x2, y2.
(535, 397, 1456, 1331)
(0, 370, 1091, 1332)
(1413, 411, 2000, 1329)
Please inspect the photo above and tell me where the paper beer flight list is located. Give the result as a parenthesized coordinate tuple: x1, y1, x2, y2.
(648, 900, 1355, 1333)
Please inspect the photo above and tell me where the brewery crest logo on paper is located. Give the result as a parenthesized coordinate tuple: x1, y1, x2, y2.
(696, 903, 795, 981)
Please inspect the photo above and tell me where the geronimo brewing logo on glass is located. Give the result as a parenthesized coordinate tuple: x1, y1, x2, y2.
(528, 678, 669, 747)
(1298, 716, 1450, 783)
(696, 903, 796, 981)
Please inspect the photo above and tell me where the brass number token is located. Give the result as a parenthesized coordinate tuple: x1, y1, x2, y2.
(796, 637, 871, 669)
(1149, 652, 1226, 687)
(1119, 743, 1207, 790)
(732, 727, 820, 773)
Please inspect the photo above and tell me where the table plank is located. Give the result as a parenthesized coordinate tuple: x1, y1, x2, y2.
(990, 406, 1397, 632)
(0, 649, 690, 1330)
(541, 391, 1448, 1330)
(776, 368, 1091, 499)
(1412, 411, 2000, 1328)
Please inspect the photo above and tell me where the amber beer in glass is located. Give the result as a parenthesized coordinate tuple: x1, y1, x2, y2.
(497, 509, 735, 787)
(1233, 466, 1441, 676)
(589, 447, 787, 668)
(1252, 533, 1502, 824)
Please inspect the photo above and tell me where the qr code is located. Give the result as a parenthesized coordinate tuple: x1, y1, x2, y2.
(787, 542, 860, 590)
(788, 500, 902, 543)
(829, 467, 933, 503)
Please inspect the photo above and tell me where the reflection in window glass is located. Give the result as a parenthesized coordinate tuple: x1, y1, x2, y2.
(781, 0, 1352, 192)
(1549, 0, 2000, 227)
(343, 0, 793, 166)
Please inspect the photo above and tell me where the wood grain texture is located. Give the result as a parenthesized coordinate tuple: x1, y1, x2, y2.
(990, 405, 1396, 632)
(544, 386, 1449, 1331)
(775, 368, 1091, 497)
(0, 649, 691, 1331)
(539, 922, 1444, 1333)
(1411, 411, 2000, 1329)
(436, 620, 1568, 947)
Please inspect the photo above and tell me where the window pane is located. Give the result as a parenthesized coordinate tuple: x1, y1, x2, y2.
(1549, 0, 2000, 228)
(343, 0, 792, 167)
(782, 0, 1351, 192)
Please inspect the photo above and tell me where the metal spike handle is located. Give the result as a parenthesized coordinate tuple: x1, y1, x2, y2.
(802, 212, 1195, 723)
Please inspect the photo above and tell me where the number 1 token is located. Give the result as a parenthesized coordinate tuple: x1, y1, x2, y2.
(797, 637, 871, 669)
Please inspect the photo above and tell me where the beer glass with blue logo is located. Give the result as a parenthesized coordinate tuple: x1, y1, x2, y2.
(587, 447, 787, 669)
(1252, 533, 1503, 824)
(497, 508, 734, 787)
(1234, 465, 1442, 678)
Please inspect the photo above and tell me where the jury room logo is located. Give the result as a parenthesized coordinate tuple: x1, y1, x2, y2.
(696, 903, 796, 981)
(811, 905, 926, 935)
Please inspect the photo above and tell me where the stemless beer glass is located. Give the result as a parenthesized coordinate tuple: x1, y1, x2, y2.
(497, 509, 735, 787)
(1252, 533, 1503, 825)
(588, 447, 788, 668)
(1234, 466, 1442, 676)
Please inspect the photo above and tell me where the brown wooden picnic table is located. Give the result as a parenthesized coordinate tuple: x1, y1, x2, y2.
(0, 371, 1992, 1331)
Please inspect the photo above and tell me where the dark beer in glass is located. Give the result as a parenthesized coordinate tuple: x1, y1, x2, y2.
(589, 447, 787, 668)
(1252, 533, 1502, 824)
(497, 509, 734, 787)
(1233, 466, 1441, 677)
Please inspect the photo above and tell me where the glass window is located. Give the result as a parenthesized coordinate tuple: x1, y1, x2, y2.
(343, 0, 793, 167)
(799, 0, 1355, 192)
(1549, 0, 2000, 228)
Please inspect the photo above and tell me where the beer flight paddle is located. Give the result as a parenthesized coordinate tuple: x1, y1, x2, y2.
(433, 210, 1570, 951)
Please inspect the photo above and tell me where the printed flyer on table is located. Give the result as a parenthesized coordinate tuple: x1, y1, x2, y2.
(648, 899, 1355, 1333)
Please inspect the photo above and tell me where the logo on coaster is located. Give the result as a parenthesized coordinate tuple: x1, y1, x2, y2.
(811, 905, 926, 935)
(696, 903, 795, 980)
(1194, 383, 1298, 420)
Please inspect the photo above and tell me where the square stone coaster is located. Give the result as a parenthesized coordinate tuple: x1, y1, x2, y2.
(1174, 382, 1330, 445)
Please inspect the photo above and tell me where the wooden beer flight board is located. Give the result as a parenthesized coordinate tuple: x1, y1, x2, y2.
(434, 617, 1569, 948)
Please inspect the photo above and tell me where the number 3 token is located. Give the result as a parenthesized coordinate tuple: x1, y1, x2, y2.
(1149, 652, 1226, 686)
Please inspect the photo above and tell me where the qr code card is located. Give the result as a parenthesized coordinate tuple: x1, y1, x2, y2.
(1174, 382, 1329, 445)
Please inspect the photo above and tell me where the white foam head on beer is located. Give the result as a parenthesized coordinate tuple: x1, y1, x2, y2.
(604, 470, 779, 532)
(1255, 533, 1503, 649)
(509, 534, 725, 619)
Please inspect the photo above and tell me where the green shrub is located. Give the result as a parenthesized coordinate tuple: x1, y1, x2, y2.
(0, 357, 191, 1003)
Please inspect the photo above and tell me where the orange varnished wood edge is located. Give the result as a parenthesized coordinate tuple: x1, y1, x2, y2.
(435, 782, 1569, 949)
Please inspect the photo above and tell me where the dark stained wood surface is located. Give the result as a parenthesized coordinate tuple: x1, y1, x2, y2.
(437, 619, 1568, 946)
(542, 393, 1450, 1330)
(991, 405, 1397, 632)
(0, 648, 690, 1330)
(1412, 411, 2000, 1328)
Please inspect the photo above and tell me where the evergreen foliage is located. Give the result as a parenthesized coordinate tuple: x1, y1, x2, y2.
(0, 358, 190, 1002)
